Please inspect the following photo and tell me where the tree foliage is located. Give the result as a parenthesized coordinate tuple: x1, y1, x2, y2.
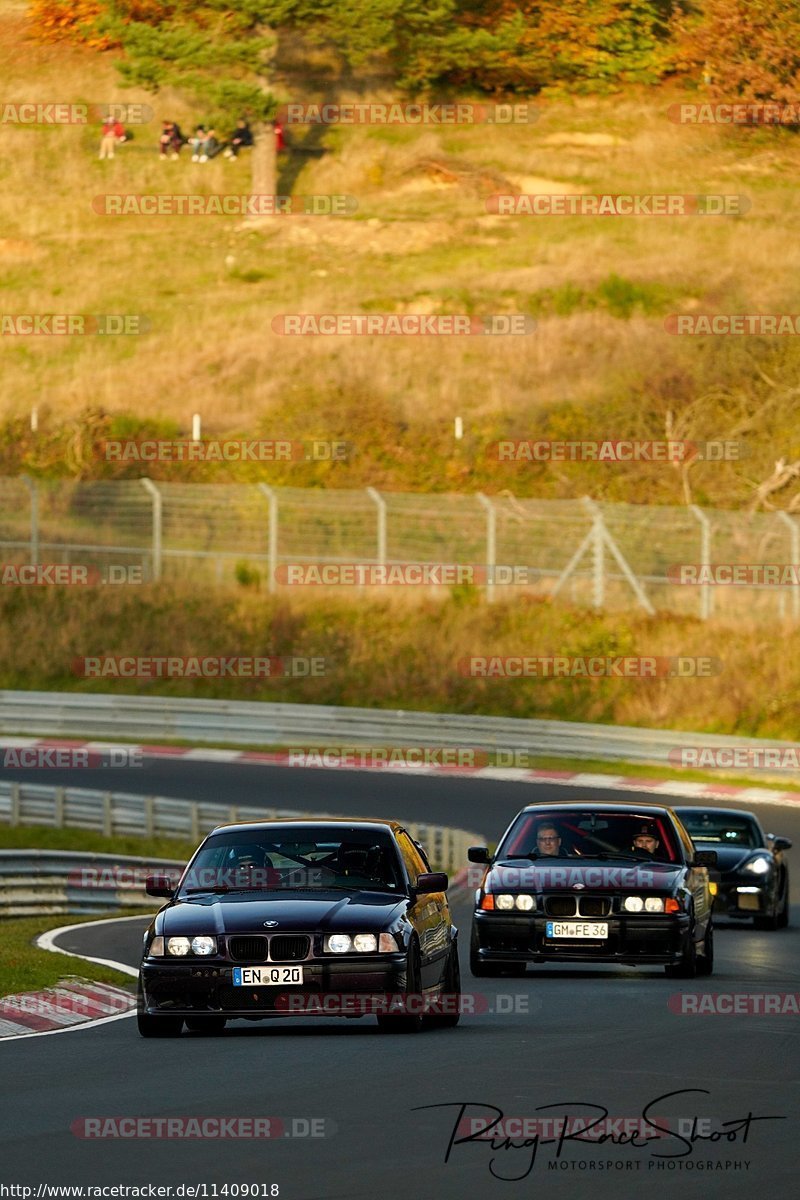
(672, 1, 800, 102)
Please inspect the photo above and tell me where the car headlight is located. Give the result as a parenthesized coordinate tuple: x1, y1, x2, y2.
(353, 934, 377, 953)
(644, 897, 665, 913)
(148, 936, 165, 957)
(495, 894, 515, 910)
(191, 936, 217, 956)
(623, 896, 644, 912)
(515, 894, 535, 911)
(742, 856, 770, 876)
(166, 936, 191, 956)
(326, 934, 352, 953)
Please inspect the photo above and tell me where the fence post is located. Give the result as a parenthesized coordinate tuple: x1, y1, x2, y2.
(103, 792, 113, 836)
(477, 493, 496, 602)
(582, 498, 605, 609)
(54, 787, 65, 829)
(21, 475, 39, 566)
(140, 478, 163, 581)
(689, 505, 712, 620)
(144, 795, 155, 838)
(776, 511, 800, 622)
(190, 804, 200, 843)
(366, 487, 387, 565)
(258, 484, 278, 593)
(10, 783, 20, 826)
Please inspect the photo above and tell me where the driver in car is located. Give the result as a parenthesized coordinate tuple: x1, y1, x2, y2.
(535, 823, 570, 857)
(630, 822, 661, 859)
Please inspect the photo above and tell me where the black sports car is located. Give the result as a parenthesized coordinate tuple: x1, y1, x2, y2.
(137, 818, 460, 1036)
(673, 806, 791, 930)
(469, 801, 715, 978)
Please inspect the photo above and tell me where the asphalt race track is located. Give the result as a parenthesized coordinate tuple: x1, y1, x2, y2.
(1, 760, 798, 1199)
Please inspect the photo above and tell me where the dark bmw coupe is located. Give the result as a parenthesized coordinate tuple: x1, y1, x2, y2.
(673, 806, 791, 930)
(469, 801, 716, 978)
(137, 818, 460, 1036)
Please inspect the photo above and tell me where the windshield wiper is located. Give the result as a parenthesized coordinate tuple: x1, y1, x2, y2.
(183, 885, 255, 895)
(503, 852, 541, 861)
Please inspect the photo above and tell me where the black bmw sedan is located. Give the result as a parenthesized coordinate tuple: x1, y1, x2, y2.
(469, 801, 715, 978)
(673, 806, 791, 930)
(137, 818, 460, 1036)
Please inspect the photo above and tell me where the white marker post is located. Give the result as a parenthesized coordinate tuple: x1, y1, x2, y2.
(454, 416, 463, 440)
(191, 412, 201, 441)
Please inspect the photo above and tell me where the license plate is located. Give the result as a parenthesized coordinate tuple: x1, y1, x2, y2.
(233, 966, 303, 986)
(546, 921, 608, 939)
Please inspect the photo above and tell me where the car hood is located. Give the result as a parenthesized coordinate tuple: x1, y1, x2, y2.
(158, 889, 406, 936)
(693, 843, 766, 875)
(488, 858, 684, 892)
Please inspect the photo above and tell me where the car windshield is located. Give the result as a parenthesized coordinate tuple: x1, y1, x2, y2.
(676, 811, 761, 848)
(179, 827, 404, 895)
(497, 810, 680, 864)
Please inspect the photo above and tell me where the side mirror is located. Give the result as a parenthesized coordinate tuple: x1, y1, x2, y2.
(414, 871, 448, 895)
(145, 873, 176, 898)
(770, 836, 792, 852)
(468, 846, 490, 864)
(693, 850, 717, 867)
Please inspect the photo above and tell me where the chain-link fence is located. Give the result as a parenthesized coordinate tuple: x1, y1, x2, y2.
(1, 477, 798, 621)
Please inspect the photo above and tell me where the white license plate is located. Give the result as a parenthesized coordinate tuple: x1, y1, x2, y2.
(233, 966, 303, 986)
(546, 921, 608, 939)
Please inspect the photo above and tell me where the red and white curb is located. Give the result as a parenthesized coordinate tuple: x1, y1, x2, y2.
(0, 977, 135, 1038)
(2, 736, 800, 809)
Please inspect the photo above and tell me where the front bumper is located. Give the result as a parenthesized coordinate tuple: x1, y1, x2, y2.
(713, 881, 769, 917)
(472, 911, 691, 965)
(139, 956, 408, 1018)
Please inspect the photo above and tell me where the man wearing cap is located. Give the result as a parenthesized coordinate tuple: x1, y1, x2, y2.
(631, 822, 661, 858)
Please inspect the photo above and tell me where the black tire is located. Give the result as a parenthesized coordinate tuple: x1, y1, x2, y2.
(696, 922, 714, 977)
(137, 1010, 183, 1038)
(136, 978, 183, 1037)
(754, 901, 781, 931)
(377, 943, 423, 1033)
(778, 877, 790, 928)
(184, 1015, 227, 1035)
(422, 944, 461, 1029)
(664, 931, 697, 979)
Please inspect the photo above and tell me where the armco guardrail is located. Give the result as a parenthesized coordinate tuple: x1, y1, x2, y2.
(0, 849, 184, 918)
(2, 691, 800, 776)
(0, 781, 482, 917)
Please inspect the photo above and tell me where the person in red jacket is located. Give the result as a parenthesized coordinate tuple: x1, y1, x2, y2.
(99, 116, 125, 160)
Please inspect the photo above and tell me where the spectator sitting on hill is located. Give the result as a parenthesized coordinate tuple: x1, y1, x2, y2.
(197, 128, 220, 162)
(159, 120, 182, 159)
(190, 125, 208, 161)
(222, 118, 253, 159)
(99, 116, 125, 160)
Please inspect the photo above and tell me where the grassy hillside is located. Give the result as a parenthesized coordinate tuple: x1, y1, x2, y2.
(1, 583, 797, 739)
(2, 2, 800, 506)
